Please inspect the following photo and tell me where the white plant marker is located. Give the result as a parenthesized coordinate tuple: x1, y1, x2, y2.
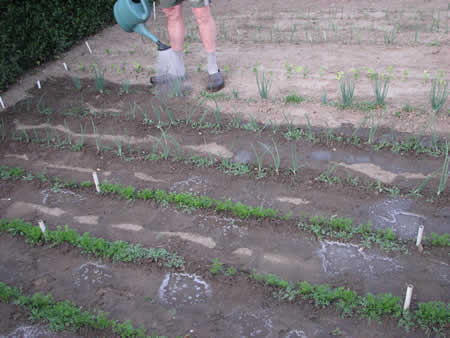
(416, 225, 424, 246)
(63, 62, 68, 71)
(0, 96, 5, 109)
(403, 284, 414, 311)
(37, 80, 41, 89)
(153, 1, 156, 20)
(92, 171, 101, 193)
(38, 220, 47, 239)
(85, 41, 93, 54)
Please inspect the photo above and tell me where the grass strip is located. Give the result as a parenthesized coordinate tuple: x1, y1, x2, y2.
(247, 271, 449, 336)
(0, 218, 184, 269)
(1, 166, 449, 250)
(0, 281, 165, 337)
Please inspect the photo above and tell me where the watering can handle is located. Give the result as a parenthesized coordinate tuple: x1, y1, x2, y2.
(139, 0, 151, 21)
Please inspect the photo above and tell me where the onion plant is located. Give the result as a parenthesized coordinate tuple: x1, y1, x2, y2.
(254, 66, 272, 99)
(259, 140, 281, 175)
(338, 72, 355, 107)
(251, 143, 268, 178)
(430, 78, 448, 113)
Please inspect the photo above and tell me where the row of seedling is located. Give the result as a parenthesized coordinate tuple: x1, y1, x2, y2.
(2, 166, 449, 251)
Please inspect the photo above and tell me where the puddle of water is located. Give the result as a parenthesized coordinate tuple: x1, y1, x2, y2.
(73, 262, 113, 291)
(4, 325, 50, 338)
(159, 273, 211, 306)
(318, 240, 403, 277)
(368, 198, 425, 239)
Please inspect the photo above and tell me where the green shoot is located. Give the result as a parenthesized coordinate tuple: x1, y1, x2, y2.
(290, 143, 301, 175)
(372, 72, 390, 106)
(72, 76, 81, 90)
(254, 67, 272, 99)
(259, 140, 281, 175)
(437, 141, 449, 196)
(430, 78, 448, 113)
(338, 72, 355, 107)
(251, 143, 267, 178)
(90, 65, 105, 93)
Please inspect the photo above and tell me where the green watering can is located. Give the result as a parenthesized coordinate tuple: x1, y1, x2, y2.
(114, 0, 170, 51)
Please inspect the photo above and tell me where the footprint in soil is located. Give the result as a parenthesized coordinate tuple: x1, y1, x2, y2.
(158, 273, 211, 306)
(72, 262, 113, 297)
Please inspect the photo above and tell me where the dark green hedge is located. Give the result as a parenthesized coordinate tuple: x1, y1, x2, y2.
(0, 0, 117, 92)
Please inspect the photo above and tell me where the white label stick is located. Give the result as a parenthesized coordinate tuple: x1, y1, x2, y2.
(403, 284, 414, 311)
(153, 1, 156, 20)
(38, 220, 47, 234)
(85, 41, 93, 54)
(0, 96, 5, 109)
(92, 172, 101, 193)
(63, 62, 68, 71)
(37, 80, 41, 89)
(416, 225, 424, 246)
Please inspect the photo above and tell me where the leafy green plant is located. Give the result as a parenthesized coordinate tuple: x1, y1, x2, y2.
(285, 93, 305, 104)
(210, 258, 223, 275)
(0, 218, 184, 268)
(0, 281, 151, 336)
(414, 301, 449, 336)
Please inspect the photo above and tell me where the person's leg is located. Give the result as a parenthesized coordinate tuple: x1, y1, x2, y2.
(152, 0, 186, 82)
(162, 3, 185, 52)
(191, 2, 224, 91)
(191, 5, 217, 74)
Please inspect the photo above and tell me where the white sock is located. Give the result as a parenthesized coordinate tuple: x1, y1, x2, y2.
(172, 50, 186, 77)
(207, 51, 219, 75)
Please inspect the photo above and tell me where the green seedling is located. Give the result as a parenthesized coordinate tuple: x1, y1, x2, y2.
(120, 80, 130, 95)
(437, 141, 449, 196)
(370, 72, 390, 106)
(285, 93, 305, 104)
(72, 76, 81, 90)
(290, 143, 301, 175)
(259, 140, 281, 175)
(337, 72, 355, 108)
(210, 258, 223, 275)
(254, 66, 272, 99)
(90, 65, 105, 94)
(430, 78, 448, 113)
(251, 143, 268, 178)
